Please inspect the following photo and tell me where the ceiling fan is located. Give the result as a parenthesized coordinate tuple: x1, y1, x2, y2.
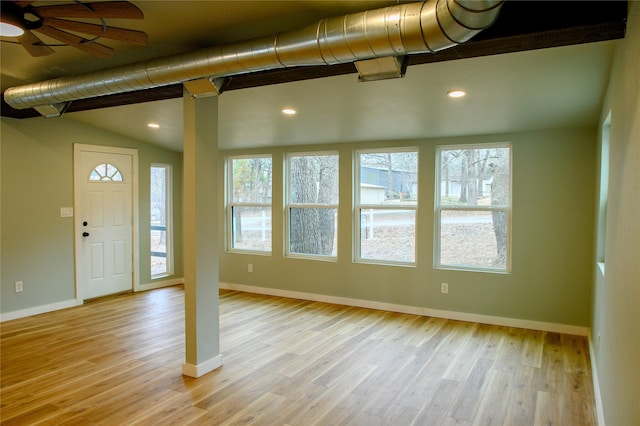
(0, 1, 148, 58)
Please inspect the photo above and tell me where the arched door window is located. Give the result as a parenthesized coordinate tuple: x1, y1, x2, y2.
(89, 163, 123, 182)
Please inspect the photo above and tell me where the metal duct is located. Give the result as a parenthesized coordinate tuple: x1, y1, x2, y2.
(3, 0, 503, 112)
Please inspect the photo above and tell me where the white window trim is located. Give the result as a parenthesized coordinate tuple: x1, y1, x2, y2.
(434, 142, 512, 273)
(226, 154, 273, 254)
(354, 147, 418, 266)
(285, 151, 339, 261)
(150, 163, 174, 278)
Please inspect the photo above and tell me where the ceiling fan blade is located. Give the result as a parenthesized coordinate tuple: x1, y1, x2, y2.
(13, 1, 35, 7)
(34, 1, 144, 19)
(43, 18, 148, 45)
(17, 30, 55, 57)
(34, 26, 114, 58)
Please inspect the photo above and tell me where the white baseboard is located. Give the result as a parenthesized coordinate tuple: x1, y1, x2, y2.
(1, 298, 83, 322)
(219, 282, 589, 336)
(1, 278, 185, 322)
(588, 330, 606, 426)
(182, 354, 224, 378)
(137, 277, 184, 292)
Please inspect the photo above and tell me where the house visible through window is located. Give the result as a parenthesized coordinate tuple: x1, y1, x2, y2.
(150, 164, 173, 277)
(435, 144, 512, 272)
(286, 152, 338, 258)
(228, 156, 272, 253)
(355, 149, 418, 264)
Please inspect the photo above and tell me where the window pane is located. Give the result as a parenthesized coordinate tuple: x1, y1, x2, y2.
(289, 154, 338, 204)
(151, 165, 170, 277)
(232, 206, 271, 252)
(231, 158, 272, 203)
(439, 147, 510, 207)
(90, 163, 122, 182)
(289, 208, 337, 256)
(439, 210, 507, 269)
(359, 151, 417, 205)
(360, 209, 415, 263)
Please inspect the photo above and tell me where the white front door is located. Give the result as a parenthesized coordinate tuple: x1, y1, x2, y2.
(74, 145, 136, 300)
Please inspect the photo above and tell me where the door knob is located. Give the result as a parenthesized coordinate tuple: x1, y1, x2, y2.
(82, 232, 90, 237)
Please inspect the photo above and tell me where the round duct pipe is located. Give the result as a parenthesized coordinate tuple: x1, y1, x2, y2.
(3, 0, 503, 113)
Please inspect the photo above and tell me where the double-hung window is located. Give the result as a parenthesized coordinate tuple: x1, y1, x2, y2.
(355, 148, 418, 264)
(228, 156, 272, 253)
(286, 152, 339, 259)
(435, 143, 512, 272)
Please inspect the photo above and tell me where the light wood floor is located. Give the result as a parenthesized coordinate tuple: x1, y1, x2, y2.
(1, 286, 596, 425)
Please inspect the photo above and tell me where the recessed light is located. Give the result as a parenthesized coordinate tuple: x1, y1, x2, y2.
(282, 108, 297, 115)
(447, 90, 467, 98)
(147, 123, 160, 129)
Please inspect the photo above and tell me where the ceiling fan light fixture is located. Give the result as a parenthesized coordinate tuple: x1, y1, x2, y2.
(0, 8, 25, 37)
(0, 22, 24, 37)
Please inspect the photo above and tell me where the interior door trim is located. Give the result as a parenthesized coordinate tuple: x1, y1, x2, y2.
(73, 143, 139, 301)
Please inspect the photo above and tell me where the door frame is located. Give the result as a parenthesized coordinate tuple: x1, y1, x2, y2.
(73, 143, 139, 301)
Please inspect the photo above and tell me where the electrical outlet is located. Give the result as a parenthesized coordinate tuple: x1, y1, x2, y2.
(15, 281, 24, 293)
(441, 282, 448, 294)
(248, 264, 253, 273)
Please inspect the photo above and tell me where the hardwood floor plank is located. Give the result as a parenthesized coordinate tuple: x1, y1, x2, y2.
(503, 365, 538, 426)
(521, 329, 545, 368)
(470, 369, 512, 426)
(534, 390, 563, 426)
(358, 354, 428, 417)
(219, 391, 289, 425)
(282, 362, 378, 425)
(449, 357, 495, 422)
(0, 286, 597, 425)
(0, 402, 62, 426)
(413, 378, 462, 425)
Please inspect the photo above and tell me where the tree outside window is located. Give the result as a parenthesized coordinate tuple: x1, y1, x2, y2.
(436, 144, 512, 271)
(286, 152, 338, 258)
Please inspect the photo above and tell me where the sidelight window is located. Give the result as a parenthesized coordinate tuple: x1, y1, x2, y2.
(151, 164, 173, 277)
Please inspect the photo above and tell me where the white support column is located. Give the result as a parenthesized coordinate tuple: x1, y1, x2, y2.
(181, 91, 223, 377)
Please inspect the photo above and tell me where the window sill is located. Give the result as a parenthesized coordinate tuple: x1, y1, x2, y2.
(435, 265, 511, 275)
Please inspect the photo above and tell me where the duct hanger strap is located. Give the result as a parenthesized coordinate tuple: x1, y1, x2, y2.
(3, 0, 503, 113)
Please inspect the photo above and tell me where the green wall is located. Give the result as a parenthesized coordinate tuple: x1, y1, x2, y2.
(220, 127, 596, 327)
(592, 2, 640, 425)
(1, 116, 183, 314)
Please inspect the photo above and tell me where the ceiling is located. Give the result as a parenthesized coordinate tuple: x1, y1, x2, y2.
(0, 1, 628, 151)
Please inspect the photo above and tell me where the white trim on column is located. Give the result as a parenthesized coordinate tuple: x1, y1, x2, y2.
(219, 282, 589, 336)
(588, 330, 606, 426)
(182, 354, 224, 378)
